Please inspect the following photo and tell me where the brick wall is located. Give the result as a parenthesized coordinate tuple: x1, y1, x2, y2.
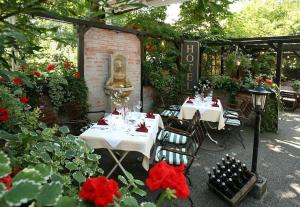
(84, 28, 141, 120)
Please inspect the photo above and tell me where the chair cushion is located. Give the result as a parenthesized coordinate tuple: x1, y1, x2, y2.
(224, 110, 239, 118)
(155, 146, 188, 165)
(160, 110, 180, 117)
(282, 97, 296, 102)
(225, 118, 241, 126)
(157, 130, 187, 144)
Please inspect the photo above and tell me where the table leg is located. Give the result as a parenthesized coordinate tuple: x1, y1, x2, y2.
(107, 150, 129, 178)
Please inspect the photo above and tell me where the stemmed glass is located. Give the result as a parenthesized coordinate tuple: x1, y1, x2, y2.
(136, 101, 142, 112)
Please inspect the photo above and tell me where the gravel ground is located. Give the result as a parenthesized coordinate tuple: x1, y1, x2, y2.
(98, 109, 300, 207)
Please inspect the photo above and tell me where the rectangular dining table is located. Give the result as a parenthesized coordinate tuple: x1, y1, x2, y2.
(177, 97, 225, 144)
(79, 112, 164, 177)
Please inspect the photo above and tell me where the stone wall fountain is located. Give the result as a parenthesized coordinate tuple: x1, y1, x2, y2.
(105, 53, 134, 109)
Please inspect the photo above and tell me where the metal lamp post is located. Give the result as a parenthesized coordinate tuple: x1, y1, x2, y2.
(249, 84, 270, 182)
(236, 54, 241, 79)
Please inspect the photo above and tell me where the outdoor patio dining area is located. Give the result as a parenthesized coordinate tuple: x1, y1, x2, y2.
(1, 1, 300, 207)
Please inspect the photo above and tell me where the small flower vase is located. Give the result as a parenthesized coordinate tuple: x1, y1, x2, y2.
(121, 105, 127, 121)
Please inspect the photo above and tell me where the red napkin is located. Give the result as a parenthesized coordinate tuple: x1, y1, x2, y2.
(97, 118, 108, 125)
(186, 99, 193, 104)
(212, 97, 218, 102)
(212, 102, 219, 107)
(189, 96, 195, 99)
(112, 108, 120, 115)
(146, 112, 155, 119)
(136, 122, 148, 133)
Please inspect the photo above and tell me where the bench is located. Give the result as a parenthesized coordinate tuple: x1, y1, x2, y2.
(280, 90, 299, 111)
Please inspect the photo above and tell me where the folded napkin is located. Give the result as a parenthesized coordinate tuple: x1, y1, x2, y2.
(146, 112, 155, 119)
(136, 122, 148, 133)
(112, 108, 120, 115)
(186, 99, 193, 104)
(212, 102, 219, 107)
(212, 97, 219, 102)
(97, 118, 108, 125)
(189, 96, 195, 99)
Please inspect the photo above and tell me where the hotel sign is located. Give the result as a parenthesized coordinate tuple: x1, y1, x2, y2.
(181, 40, 199, 90)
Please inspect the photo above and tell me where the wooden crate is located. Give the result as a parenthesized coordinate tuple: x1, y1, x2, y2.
(208, 174, 257, 207)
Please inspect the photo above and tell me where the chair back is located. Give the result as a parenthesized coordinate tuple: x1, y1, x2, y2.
(240, 98, 253, 119)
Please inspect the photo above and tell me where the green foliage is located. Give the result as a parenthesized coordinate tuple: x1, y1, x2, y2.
(208, 75, 240, 92)
(0, 85, 40, 133)
(0, 151, 64, 207)
(252, 52, 276, 76)
(292, 80, 300, 92)
(225, 0, 300, 37)
(0, 151, 11, 178)
(48, 73, 69, 110)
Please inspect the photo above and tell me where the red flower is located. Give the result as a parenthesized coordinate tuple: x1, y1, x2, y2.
(265, 79, 273, 85)
(64, 61, 71, 68)
(20, 96, 29, 104)
(75, 72, 80, 78)
(33, 71, 41, 77)
(21, 65, 26, 72)
(13, 77, 22, 86)
(0, 107, 9, 121)
(146, 161, 190, 199)
(172, 68, 177, 74)
(0, 176, 12, 190)
(47, 64, 55, 71)
(79, 176, 121, 207)
(0, 76, 5, 82)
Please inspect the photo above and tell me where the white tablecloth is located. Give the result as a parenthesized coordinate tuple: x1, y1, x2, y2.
(178, 98, 225, 130)
(79, 113, 164, 170)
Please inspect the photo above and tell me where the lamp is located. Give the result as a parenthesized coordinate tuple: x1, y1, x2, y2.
(248, 84, 270, 182)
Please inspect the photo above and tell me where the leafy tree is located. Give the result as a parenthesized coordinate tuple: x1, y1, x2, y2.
(224, 0, 300, 37)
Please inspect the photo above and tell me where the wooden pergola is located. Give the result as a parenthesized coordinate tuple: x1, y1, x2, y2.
(204, 35, 300, 86)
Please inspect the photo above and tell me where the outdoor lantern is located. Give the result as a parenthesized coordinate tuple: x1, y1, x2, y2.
(249, 84, 271, 111)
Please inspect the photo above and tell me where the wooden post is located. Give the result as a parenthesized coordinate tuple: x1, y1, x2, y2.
(275, 43, 283, 86)
(220, 46, 224, 75)
(77, 25, 90, 78)
(199, 47, 204, 79)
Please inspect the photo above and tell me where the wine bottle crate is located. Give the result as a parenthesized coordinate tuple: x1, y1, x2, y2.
(207, 173, 257, 207)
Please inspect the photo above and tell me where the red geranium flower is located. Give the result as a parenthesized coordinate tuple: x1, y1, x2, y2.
(79, 176, 121, 207)
(20, 96, 29, 104)
(146, 161, 190, 199)
(64, 61, 71, 68)
(0, 107, 9, 121)
(33, 71, 41, 77)
(0, 175, 12, 190)
(47, 64, 55, 71)
(265, 79, 273, 85)
(21, 65, 26, 72)
(0, 76, 5, 82)
(75, 72, 80, 78)
(12, 77, 22, 86)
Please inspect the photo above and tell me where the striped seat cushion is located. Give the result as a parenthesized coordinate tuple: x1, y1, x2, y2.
(155, 146, 188, 165)
(225, 118, 241, 126)
(224, 110, 239, 118)
(160, 110, 180, 117)
(157, 130, 187, 144)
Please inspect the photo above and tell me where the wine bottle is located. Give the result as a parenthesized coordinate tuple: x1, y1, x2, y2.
(221, 182, 234, 198)
(221, 165, 226, 173)
(236, 160, 242, 167)
(216, 179, 222, 191)
(226, 154, 231, 161)
(216, 170, 221, 178)
(238, 168, 249, 184)
(212, 167, 217, 175)
(227, 169, 232, 177)
(226, 178, 239, 194)
(209, 174, 217, 186)
(217, 162, 221, 170)
(222, 157, 226, 165)
(242, 164, 253, 179)
(231, 164, 237, 173)
(226, 161, 231, 169)
(221, 173, 227, 182)
(232, 173, 244, 188)
(231, 157, 236, 165)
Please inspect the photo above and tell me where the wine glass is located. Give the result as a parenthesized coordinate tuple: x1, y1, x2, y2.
(136, 101, 142, 111)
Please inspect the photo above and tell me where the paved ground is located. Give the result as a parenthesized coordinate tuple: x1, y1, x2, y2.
(98, 109, 300, 207)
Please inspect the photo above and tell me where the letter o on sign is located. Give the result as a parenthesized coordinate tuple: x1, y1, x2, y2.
(186, 54, 194, 62)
